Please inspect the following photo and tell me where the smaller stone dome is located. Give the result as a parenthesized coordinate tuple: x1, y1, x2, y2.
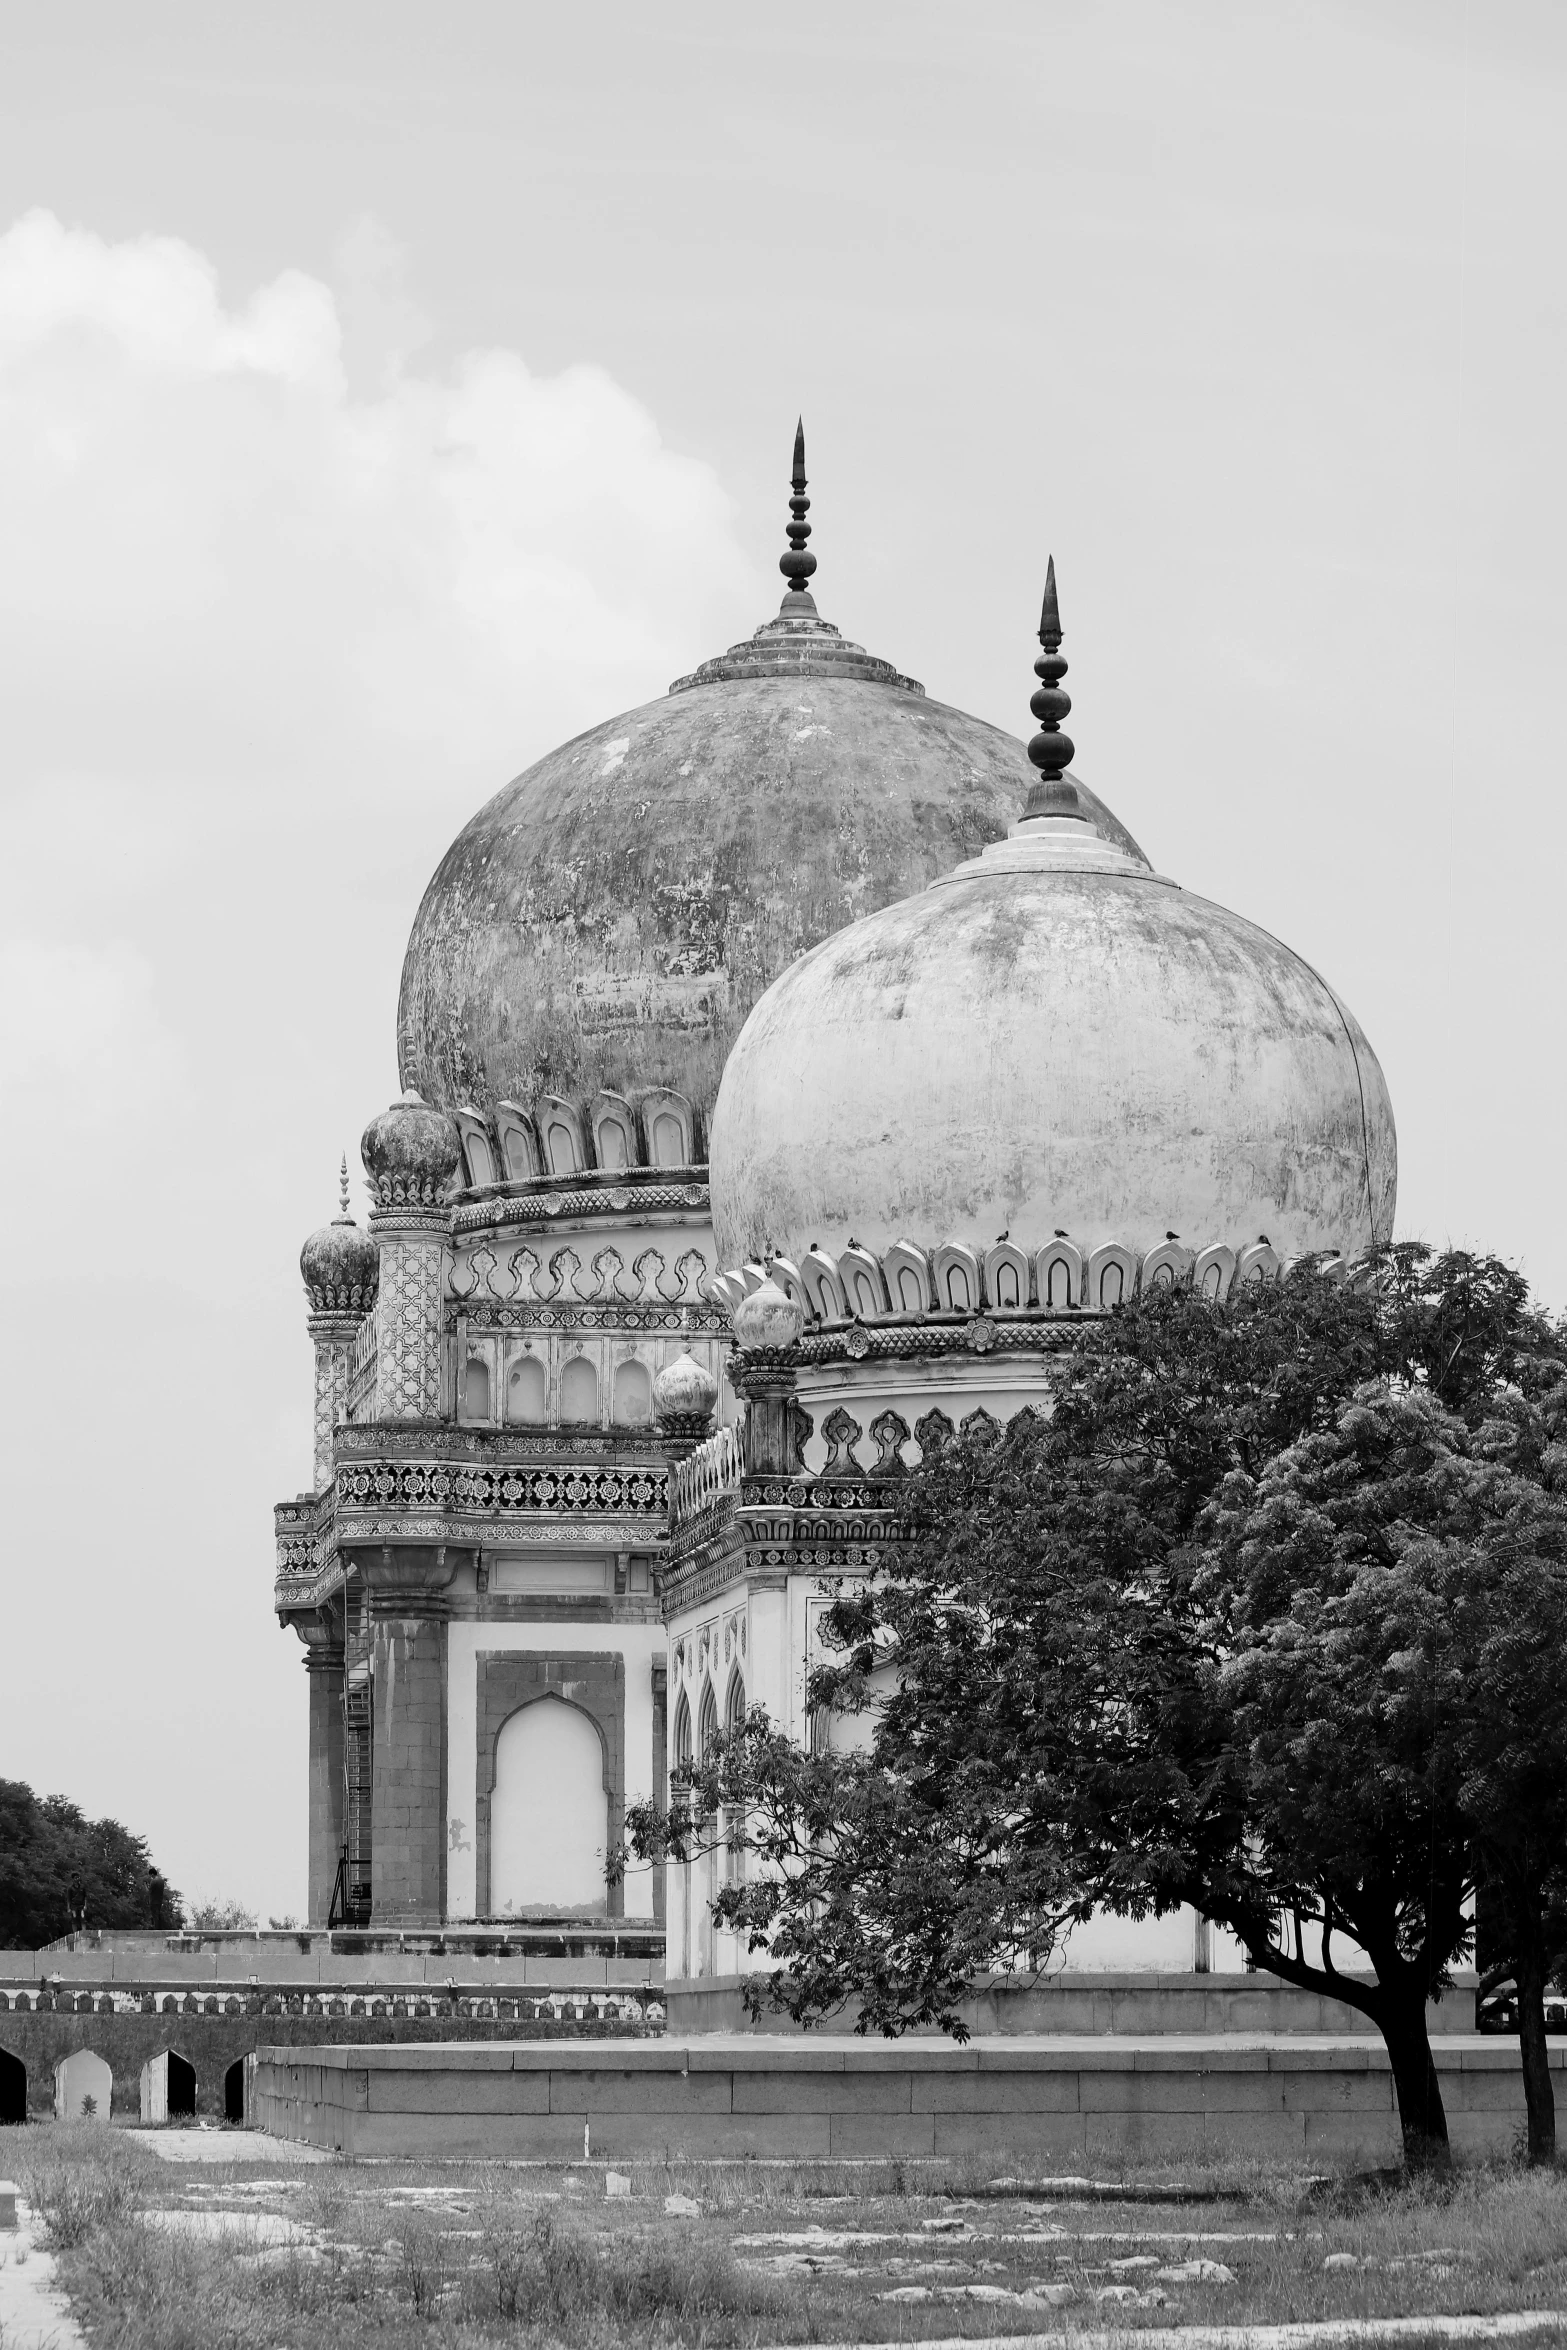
(652, 1352, 718, 1432)
(733, 1277, 805, 1353)
(361, 1092, 463, 1210)
(300, 1159, 378, 1312)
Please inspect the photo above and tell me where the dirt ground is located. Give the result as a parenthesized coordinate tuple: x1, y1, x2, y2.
(6, 2120, 1567, 2347)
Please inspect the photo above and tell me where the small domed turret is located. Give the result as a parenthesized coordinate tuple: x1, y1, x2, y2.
(652, 1352, 718, 1436)
(733, 1277, 805, 1352)
(300, 1159, 378, 1312)
(361, 1091, 463, 1210)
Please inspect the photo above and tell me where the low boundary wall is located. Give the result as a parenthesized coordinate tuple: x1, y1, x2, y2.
(664, 1972, 1478, 2038)
(0, 2011, 656, 2120)
(252, 2033, 1553, 2166)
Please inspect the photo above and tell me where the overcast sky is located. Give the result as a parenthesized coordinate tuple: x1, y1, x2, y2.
(1, 1, 1560, 1923)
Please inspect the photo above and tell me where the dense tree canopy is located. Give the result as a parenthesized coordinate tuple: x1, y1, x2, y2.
(0, 1780, 182, 1947)
(629, 1249, 1567, 2166)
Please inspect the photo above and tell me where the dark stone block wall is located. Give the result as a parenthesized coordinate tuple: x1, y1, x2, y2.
(0, 2006, 657, 2119)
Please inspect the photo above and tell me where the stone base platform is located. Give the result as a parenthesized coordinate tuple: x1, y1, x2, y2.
(252, 2033, 1550, 2166)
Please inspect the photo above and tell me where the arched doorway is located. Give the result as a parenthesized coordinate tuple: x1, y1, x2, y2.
(224, 2058, 246, 2124)
(490, 1697, 606, 1915)
(0, 2048, 25, 2124)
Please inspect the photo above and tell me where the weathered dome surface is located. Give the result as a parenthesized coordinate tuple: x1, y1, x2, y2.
(709, 806, 1396, 1271)
(395, 598, 1148, 1125)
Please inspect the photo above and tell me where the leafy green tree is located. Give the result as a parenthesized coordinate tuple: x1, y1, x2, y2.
(629, 1251, 1567, 2167)
(0, 1781, 182, 1946)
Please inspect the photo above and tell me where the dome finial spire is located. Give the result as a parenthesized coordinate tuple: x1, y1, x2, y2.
(1023, 556, 1084, 822)
(337, 1153, 351, 1223)
(779, 418, 818, 604)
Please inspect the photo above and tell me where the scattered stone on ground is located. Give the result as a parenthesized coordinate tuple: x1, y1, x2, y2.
(664, 2192, 701, 2217)
(605, 2171, 632, 2198)
(1156, 2259, 1236, 2284)
(0, 2196, 86, 2349)
(134, 2129, 332, 2165)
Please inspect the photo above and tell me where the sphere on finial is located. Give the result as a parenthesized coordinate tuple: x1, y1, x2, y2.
(300, 1157, 378, 1313)
(779, 418, 818, 599)
(1023, 556, 1084, 822)
(652, 1351, 719, 1437)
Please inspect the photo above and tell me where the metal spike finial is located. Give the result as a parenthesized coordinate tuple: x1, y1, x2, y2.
(337, 1153, 351, 1222)
(1023, 555, 1083, 821)
(779, 418, 818, 598)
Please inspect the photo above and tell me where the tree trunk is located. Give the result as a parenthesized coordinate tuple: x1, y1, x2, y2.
(1380, 1998, 1450, 2167)
(1514, 1935, 1557, 2164)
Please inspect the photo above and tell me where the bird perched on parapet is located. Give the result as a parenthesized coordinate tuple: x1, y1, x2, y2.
(1166, 1230, 1180, 1241)
(1054, 1228, 1069, 1239)
(847, 1236, 862, 1251)
(1258, 1233, 1271, 1246)
(996, 1229, 1009, 1243)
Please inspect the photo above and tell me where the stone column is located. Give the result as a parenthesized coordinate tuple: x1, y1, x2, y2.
(360, 1546, 459, 1927)
(308, 1312, 360, 1493)
(305, 1648, 346, 1926)
(292, 1618, 346, 1927)
(371, 1209, 451, 1423)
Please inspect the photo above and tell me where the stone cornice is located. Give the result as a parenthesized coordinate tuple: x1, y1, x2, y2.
(334, 1423, 667, 1466)
(453, 1172, 710, 1237)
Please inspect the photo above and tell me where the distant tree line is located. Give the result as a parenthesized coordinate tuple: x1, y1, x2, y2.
(628, 1248, 1567, 2168)
(0, 1779, 182, 1947)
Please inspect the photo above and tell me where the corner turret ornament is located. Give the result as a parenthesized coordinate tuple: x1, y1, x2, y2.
(1023, 555, 1083, 823)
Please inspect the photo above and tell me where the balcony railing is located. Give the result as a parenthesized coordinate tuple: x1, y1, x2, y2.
(669, 1423, 742, 1531)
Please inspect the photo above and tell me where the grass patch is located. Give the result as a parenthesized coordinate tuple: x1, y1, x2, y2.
(6, 2125, 1567, 2345)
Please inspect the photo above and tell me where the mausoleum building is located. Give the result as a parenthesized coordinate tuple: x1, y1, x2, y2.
(275, 433, 1395, 1983)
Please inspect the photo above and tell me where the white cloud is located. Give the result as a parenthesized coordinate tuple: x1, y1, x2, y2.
(0, 210, 765, 1921)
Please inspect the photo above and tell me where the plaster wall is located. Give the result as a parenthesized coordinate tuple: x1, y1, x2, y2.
(447, 1618, 664, 1923)
(793, 1358, 1055, 1474)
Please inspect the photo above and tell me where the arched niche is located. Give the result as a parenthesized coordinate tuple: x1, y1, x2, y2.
(461, 1349, 492, 1422)
(612, 1358, 652, 1426)
(55, 2048, 111, 2121)
(454, 1107, 497, 1189)
(560, 1354, 599, 1426)
(495, 1103, 541, 1182)
(0, 2047, 25, 2124)
(591, 1092, 638, 1172)
(475, 1652, 624, 1919)
(541, 1097, 585, 1176)
(639, 1087, 695, 1169)
(489, 1698, 607, 1916)
(506, 1352, 547, 1426)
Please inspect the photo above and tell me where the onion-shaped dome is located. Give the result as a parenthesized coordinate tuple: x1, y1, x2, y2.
(361, 1091, 463, 1210)
(651, 1352, 719, 1430)
(394, 430, 1146, 1128)
(709, 569, 1396, 1273)
(300, 1161, 379, 1312)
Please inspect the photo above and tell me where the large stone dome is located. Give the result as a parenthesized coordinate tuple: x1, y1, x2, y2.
(396, 569, 1145, 1132)
(709, 788, 1396, 1274)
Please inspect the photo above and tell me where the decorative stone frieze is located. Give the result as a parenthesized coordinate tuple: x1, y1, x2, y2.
(449, 1239, 713, 1308)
